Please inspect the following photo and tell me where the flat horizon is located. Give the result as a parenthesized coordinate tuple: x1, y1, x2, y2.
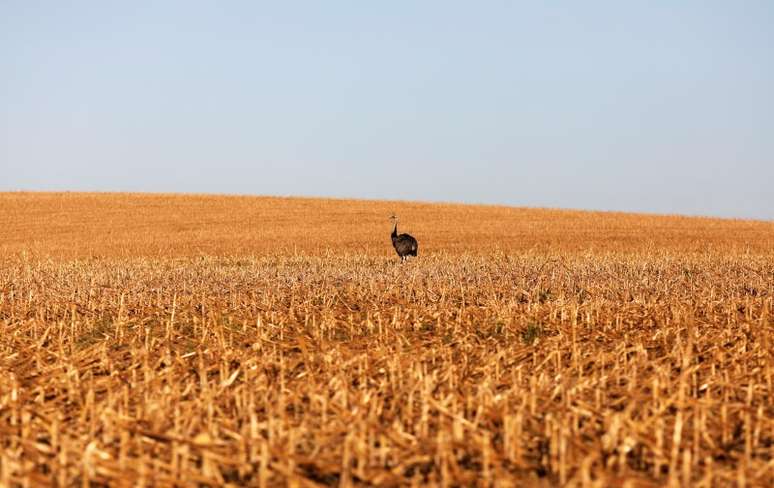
(2, 189, 771, 223)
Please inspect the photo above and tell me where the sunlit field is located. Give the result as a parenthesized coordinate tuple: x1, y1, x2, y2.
(1, 192, 772, 486)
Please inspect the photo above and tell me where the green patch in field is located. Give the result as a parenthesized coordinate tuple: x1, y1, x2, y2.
(538, 289, 552, 303)
(521, 323, 543, 345)
(75, 317, 114, 349)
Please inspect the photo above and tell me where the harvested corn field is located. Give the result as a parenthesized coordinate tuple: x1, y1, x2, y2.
(1, 192, 773, 486)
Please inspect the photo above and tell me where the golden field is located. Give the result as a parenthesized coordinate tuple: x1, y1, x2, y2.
(0, 192, 772, 487)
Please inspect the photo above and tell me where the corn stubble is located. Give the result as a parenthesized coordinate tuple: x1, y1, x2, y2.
(1, 193, 773, 486)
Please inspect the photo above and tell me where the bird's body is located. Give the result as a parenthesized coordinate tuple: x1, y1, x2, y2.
(390, 217, 418, 261)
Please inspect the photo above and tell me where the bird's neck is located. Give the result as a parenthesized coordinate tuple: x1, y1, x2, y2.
(392, 222, 398, 237)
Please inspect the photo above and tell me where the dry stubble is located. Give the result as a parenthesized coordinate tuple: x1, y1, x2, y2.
(1, 192, 773, 486)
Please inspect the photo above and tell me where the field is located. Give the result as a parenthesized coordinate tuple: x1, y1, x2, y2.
(1, 192, 773, 487)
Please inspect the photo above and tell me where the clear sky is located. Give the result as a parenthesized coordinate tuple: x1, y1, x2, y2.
(2, 1, 772, 220)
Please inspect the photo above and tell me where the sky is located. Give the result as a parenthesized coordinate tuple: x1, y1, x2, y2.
(1, 1, 773, 220)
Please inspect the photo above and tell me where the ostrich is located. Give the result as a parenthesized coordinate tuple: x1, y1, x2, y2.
(390, 215, 418, 262)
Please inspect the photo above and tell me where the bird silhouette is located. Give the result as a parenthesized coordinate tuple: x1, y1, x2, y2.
(390, 215, 418, 262)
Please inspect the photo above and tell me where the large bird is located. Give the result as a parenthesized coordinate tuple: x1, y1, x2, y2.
(390, 215, 418, 261)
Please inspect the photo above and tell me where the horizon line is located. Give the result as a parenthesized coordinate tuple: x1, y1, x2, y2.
(2, 188, 772, 224)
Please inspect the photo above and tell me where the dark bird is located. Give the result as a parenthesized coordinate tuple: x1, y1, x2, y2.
(390, 215, 418, 262)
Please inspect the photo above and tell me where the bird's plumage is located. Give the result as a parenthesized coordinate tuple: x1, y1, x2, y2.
(390, 217, 418, 261)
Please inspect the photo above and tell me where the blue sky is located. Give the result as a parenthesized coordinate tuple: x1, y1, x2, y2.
(1, 1, 772, 219)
